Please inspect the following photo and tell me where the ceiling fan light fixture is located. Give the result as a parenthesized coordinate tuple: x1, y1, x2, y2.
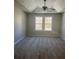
(42, 6, 47, 10)
(32, 0, 57, 13)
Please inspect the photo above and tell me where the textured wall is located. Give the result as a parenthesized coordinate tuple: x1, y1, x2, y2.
(14, 1, 27, 42)
(27, 13, 62, 37)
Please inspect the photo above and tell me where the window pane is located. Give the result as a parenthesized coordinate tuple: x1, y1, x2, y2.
(45, 17, 52, 31)
(35, 23, 42, 30)
(35, 17, 42, 23)
(35, 17, 43, 30)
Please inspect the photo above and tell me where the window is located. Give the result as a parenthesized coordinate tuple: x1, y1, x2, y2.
(35, 16, 52, 31)
(35, 17, 43, 30)
(45, 17, 52, 31)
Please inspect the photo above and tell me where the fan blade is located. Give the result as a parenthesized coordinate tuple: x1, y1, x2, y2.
(49, 8, 56, 10)
(47, 8, 57, 13)
(32, 6, 44, 13)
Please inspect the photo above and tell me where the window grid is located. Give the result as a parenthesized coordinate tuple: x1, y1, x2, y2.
(44, 17, 52, 31)
(35, 17, 52, 31)
(35, 17, 43, 30)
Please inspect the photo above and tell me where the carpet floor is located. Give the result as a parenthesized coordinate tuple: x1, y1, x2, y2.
(14, 37, 65, 59)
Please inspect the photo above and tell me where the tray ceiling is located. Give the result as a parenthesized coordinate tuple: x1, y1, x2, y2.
(15, 0, 65, 13)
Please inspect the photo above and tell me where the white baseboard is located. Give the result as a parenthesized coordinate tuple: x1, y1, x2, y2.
(14, 36, 25, 45)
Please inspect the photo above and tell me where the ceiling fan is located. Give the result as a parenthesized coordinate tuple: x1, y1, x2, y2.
(42, 0, 55, 11)
(32, 0, 56, 13)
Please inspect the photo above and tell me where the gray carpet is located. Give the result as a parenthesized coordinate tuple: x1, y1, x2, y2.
(14, 37, 65, 59)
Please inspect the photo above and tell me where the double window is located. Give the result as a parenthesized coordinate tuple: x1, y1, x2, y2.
(35, 16, 52, 31)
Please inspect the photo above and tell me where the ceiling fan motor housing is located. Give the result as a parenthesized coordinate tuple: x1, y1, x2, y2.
(44, 0, 46, 1)
(43, 6, 47, 10)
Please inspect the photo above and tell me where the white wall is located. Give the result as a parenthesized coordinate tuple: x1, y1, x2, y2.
(14, 1, 27, 43)
(61, 13, 65, 40)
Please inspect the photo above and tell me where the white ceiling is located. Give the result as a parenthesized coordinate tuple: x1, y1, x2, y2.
(15, 0, 65, 13)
